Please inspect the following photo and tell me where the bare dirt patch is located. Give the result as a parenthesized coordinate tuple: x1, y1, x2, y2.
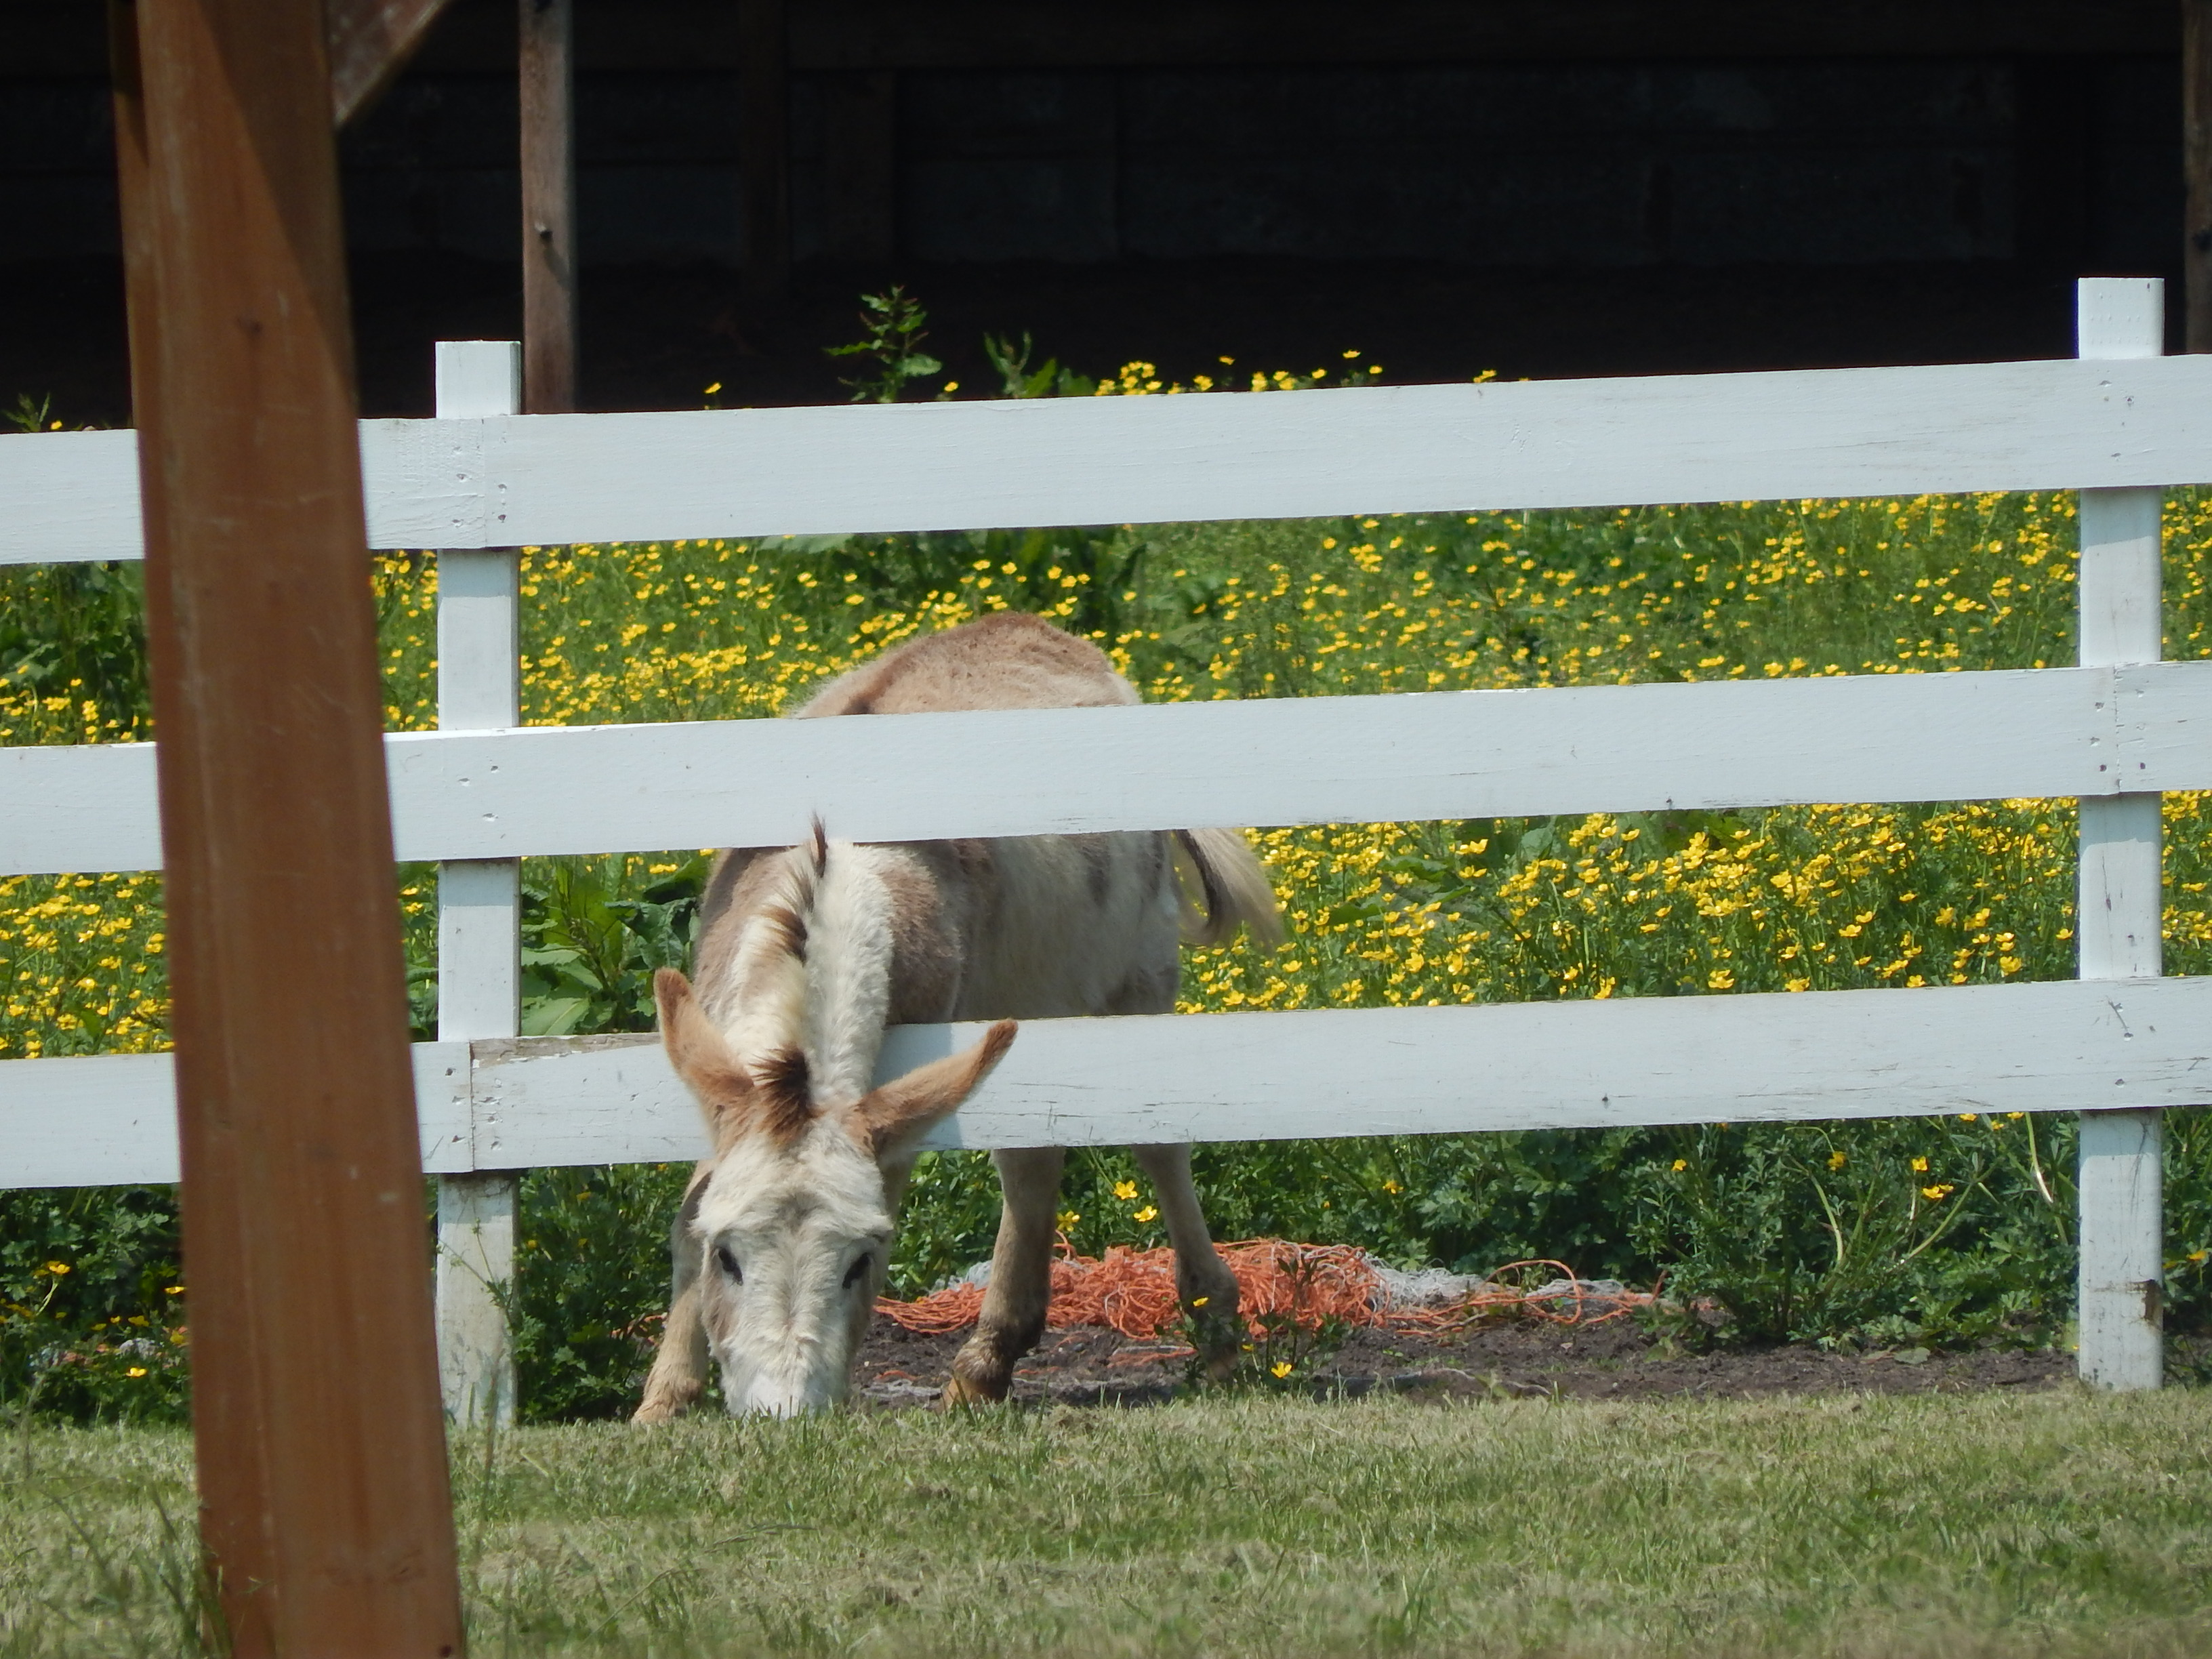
(855, 1313, 2071, 1409)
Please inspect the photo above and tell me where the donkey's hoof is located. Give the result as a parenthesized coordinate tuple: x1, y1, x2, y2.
(1185, 1303, 1245, 1382)
(632, 1380, 703, 1425)
(939, 1368, 1011, 1408)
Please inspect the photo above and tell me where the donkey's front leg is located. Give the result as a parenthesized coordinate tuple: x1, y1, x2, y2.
(633, 1280, 710, 1422)
(634, 1159, 714, 1424)
(1130, 1143, 1244, 1380)
(943, 1146, 1066, 1406)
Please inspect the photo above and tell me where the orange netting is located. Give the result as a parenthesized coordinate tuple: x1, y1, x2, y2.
(876, 1240, 1652, 1342)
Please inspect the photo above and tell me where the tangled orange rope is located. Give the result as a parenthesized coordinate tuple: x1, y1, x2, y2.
(876, 1240, 1652, 1341)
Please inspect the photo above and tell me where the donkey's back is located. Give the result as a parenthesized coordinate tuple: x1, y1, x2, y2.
(791, 609, 1139, 717)
(693, 611, 1273, 1027)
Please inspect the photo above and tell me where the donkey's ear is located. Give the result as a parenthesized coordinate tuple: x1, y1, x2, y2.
(846, 1021, 1015, 1164)
(655, 968, 754, 1141)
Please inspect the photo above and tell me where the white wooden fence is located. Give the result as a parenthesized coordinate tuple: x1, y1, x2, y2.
(0, 279, 2198, 1413)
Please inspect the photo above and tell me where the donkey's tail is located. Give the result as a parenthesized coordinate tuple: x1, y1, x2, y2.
(1174, 827, 1284, 951)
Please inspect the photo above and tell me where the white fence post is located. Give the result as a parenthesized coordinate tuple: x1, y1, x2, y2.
(432, 340, 524, 1426)
(2075, 277, 2167, 1390)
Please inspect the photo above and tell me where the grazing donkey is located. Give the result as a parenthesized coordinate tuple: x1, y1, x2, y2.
(634, 611, 1279, 1420)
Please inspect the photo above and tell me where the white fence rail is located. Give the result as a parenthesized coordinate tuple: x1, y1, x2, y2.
(5, 662, 2211, 876)
(8, 977, 2207, 1189)
(0, 281, 2200, 1402)
(7, 354, 2212, 565)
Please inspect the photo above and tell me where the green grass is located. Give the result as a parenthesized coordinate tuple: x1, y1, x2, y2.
(7, 1391, 2212, 1657)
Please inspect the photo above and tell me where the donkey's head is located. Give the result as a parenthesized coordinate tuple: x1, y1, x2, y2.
(654, 967, 1013, 1416)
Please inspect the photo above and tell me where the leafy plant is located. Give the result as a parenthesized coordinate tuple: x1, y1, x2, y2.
(1629, 1114, 2078, 1348)
(0, 562, 149, 736)
(518, 854, 710, 1036)
(6, 392, 58, 434)
(506, 1163, 691, 1420)
(825, 286, 943, 404)
(1204, 1251, 1354, 1393)
(0, 397, 144, 737)
(1, 1187, 187, 1425)
(983, 331, 1097, 399)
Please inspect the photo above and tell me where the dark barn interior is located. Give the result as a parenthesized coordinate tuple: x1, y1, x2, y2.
(0, 1, 2194, 423)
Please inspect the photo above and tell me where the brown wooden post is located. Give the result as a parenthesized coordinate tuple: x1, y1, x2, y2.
(738, 0, 790, 291)
(329, 0, 465, 125)
(107, 1, 466, 1654)
(2187, 0, 2212, 350)
(520, 0, 578, 411)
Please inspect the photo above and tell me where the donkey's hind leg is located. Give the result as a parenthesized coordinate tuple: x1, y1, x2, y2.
(1131, 1143, 1244, 1380)
(943, 1145, 1066, 1406)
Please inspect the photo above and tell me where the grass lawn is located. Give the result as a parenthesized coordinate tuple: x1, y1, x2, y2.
(7, 1389, 2211, 1658)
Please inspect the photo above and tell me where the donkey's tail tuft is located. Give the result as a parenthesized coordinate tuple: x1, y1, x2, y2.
(1174, 827, 1284, 951)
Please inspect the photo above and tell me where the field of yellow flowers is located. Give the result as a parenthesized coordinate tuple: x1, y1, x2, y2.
(8, 432, 2212, 1416)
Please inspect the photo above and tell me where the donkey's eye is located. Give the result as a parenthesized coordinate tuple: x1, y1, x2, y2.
(714, 1245, 742, 1282)
(842, 1252, 872, 1290)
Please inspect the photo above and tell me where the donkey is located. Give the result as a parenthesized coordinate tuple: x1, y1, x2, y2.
(633, 610, 1279, 1419)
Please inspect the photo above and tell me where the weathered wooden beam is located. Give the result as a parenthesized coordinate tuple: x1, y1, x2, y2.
(2186, 0, 2212, 350)
(520, 0, 579, 411)
(106, 0, 464, 1650)
(328, 0, 463, 125)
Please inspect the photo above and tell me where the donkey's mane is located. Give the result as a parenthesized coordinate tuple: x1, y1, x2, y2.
(744, 1045, 815, 1144)
(707, 822, 895, 1142)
